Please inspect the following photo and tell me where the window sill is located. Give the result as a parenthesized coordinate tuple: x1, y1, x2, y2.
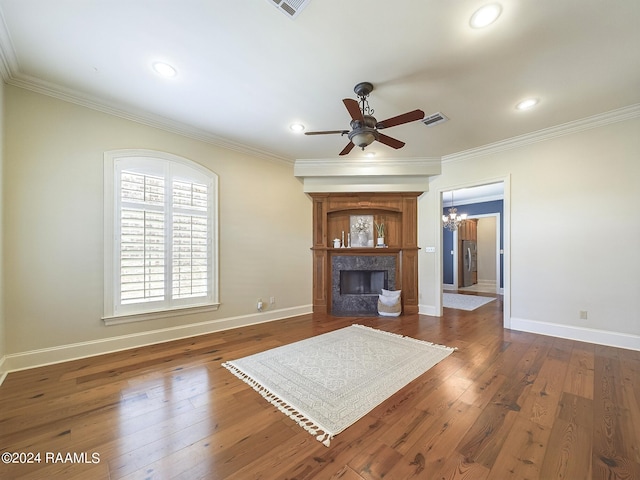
(102, 303, 221, 326)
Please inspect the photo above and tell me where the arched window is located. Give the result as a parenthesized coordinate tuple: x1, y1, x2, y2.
(103, 150, 219, 324)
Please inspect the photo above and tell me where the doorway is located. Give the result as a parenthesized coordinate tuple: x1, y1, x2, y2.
(440, 179, 510, 316)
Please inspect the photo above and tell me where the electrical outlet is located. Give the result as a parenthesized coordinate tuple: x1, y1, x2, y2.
(579, 310, 588, 320)
(270, 296, 275, 305)
(257, 299, 264, 312)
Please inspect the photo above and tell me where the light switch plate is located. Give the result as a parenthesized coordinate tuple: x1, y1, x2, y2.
(425, 246, 436, 253)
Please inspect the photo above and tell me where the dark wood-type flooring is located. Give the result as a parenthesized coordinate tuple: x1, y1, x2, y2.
(1, 294, 639, 479)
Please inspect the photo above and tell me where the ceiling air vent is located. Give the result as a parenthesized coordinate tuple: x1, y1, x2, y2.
(267, 0, 311, 19)
(422, 112, 449, 127)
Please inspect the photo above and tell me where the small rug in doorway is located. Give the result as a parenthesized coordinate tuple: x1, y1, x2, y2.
(443, 293, 496, 311)
(222, 324, 454, 446)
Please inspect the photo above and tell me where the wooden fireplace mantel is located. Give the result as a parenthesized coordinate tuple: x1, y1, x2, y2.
(309, 192, 422, 315)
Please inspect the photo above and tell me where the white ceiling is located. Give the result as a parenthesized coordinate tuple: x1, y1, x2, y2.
(0, 1, 638, 163)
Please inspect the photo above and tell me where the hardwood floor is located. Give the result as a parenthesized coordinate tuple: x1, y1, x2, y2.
(1, 297, 639, 479)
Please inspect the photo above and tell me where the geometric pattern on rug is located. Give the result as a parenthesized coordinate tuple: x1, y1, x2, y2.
(443, 293, 496, 311)
(222, 324, 455, 446)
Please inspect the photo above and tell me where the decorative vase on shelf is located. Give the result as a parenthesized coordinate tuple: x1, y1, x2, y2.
(374, 222, 385, 248)
(358, 232, 367, 247)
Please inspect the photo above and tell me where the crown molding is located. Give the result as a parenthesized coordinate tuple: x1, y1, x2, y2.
(443, 104, 640, 164)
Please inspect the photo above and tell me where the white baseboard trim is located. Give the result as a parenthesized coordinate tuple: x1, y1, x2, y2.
(510, 317, 640, 351)
(2, 305, 313, 376)
(419, 304, 439, 317)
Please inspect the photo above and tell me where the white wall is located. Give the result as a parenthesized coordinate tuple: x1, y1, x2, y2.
(3, 86, 312, 368)
(419, 114, 640, 350)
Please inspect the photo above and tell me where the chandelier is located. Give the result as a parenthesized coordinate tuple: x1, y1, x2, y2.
(442, 191, 467, 231)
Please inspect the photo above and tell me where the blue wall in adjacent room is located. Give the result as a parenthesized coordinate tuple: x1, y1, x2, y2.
(443, 200, 504, 287)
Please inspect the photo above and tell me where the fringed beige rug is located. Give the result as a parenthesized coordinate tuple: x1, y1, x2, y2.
(222, 324, 455, 446)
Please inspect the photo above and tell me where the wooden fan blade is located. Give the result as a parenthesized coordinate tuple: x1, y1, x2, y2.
(339, 142, 355, 156)
(305, 130, 349, 135)
(376, 109, 425, 129)
(343, 98, 364, 122)
(377, 133, 405, 149)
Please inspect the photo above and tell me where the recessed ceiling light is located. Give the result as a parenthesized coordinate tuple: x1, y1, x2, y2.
(289, 123, 305, 132)
(470, 3, 502, 28)
(516, 98, 539, 110)
(152, 62, 177, 78)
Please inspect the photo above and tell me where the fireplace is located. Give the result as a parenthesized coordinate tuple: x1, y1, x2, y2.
(332, 255, 396, 316)
(309, 192, 420, 315)
(341, 270, 388, 295)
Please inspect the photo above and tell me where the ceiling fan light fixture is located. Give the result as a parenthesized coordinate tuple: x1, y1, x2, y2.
(350, 131, 376, 149)
(470, 3, 502, 28)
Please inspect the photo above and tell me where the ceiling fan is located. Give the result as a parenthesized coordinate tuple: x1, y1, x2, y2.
(305, 82, 425, 156)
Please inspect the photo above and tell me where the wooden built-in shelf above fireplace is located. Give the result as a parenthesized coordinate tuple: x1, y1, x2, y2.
(309, 192, 422, 315)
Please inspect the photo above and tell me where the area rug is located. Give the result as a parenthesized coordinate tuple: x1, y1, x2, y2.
(222, 324, 454, 446)
(443, 293, 496, 311)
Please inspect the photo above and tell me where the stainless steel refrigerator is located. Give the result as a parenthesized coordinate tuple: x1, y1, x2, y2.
(462, 240, 477, 287)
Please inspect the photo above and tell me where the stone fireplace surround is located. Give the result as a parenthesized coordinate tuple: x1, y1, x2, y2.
(332, 255, 396, 316)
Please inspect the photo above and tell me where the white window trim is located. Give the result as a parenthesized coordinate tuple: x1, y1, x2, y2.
(103, 149, 219, 324)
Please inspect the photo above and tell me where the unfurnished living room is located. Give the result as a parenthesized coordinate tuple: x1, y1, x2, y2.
(0, 1, 638, 479)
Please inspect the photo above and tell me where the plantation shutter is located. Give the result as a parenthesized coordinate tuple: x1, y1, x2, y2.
(118, 168, 212, 309)
(120, 172, 166, 304)
(172, 180, 209, 299)
(105, 150, 218, 321)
